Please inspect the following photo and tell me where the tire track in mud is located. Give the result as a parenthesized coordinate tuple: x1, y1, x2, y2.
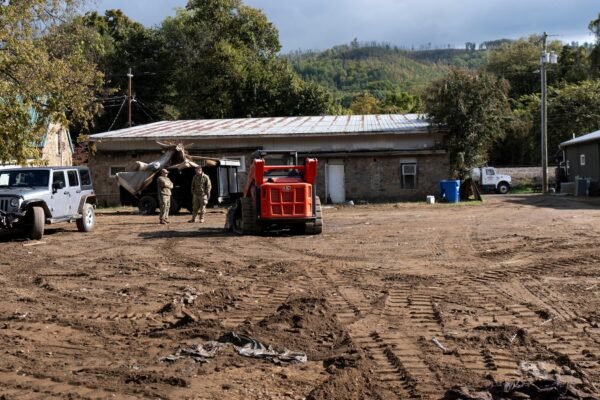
(220, 283, 291, 327)
(0, 371, 140, 400)
(442, 278, 524, 380)
(316, 270, 417, 398)
(312, 264, 446, 399)
(365, 284, 444, 399)
(445, 254, 600, 388)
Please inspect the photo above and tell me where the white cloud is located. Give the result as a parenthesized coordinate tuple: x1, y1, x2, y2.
(91, 0, 599, 50)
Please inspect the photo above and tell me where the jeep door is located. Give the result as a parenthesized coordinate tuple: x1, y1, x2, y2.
(50, 171, 70, 217)
(66, 169, 81, 215)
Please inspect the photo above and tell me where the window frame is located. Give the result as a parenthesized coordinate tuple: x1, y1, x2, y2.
(109, 166, 126, 177)
(401, 163, 417, 189)
(226, 156, 246, 173)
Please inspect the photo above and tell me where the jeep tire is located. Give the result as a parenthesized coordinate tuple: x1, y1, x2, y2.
(29, 206, 45, 240)
(76, 203, 95, 232)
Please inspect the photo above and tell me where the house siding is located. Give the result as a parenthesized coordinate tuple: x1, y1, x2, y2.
(565, 141, 600, 182)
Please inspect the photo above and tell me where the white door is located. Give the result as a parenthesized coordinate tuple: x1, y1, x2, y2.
(327, 162, 345, 203)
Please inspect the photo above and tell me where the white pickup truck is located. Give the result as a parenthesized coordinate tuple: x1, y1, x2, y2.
(471, 167, 511, 194)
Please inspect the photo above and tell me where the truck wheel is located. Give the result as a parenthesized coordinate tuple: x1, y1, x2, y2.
(497, 182, 510, 195)
(305, 196, 323, 235)
(28, 206, 45, 240)
(76, 203, 95, 233)
(138, 196, 157, 215)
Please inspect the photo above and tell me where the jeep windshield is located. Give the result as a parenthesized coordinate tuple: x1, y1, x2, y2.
(0, 170, 50, 188)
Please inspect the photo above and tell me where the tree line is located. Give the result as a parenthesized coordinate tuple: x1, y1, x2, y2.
(424, 22, 600, 175)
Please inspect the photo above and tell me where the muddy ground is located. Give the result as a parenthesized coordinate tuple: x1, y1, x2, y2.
(0, 194, 599, 399)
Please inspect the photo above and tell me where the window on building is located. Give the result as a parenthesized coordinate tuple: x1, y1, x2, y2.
(226, 156, 246, 172)
(109, 166, 126, 177)
(401, 163, 417, 189)
(580, 154, 586, 166)
(67, 170, 79, 187)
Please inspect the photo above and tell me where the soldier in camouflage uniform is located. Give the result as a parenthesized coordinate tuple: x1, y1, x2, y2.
(189, 166, 212, 223)
(157, 169, 173, 224)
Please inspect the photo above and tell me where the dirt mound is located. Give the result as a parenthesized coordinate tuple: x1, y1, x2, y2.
(249, 296, 352, 361)
(307, 364, 382, 400)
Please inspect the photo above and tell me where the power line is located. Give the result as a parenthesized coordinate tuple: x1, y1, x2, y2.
(108, 97, 128, 131)
(133, 98, 156, 122)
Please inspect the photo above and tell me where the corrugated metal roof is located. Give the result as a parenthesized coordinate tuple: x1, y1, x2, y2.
(90, 114, 432, 141)
(560, 129, 600, 148)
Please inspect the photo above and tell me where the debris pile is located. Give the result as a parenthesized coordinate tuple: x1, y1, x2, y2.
(444, 379, 599, 400)
(160, 332, 307, 365)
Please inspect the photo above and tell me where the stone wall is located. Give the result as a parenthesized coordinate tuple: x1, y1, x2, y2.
(494, 166, 556, 185)
(342, 154, 449, 202)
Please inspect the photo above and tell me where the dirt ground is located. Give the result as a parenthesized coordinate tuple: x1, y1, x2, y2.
(0, 194, 599, 399)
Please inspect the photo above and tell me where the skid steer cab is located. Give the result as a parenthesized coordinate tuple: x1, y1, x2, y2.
(226, 151, 323, 235)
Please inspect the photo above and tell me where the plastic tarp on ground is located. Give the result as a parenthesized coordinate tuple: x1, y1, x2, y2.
(160, 332, 307, 365)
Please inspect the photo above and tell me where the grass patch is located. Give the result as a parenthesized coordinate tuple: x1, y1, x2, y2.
(510, 184, 538, 194)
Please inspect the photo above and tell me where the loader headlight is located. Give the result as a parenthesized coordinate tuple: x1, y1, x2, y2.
(10, 198, 19, 208)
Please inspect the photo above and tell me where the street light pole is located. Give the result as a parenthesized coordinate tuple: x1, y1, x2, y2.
(540, 33, 557, 194)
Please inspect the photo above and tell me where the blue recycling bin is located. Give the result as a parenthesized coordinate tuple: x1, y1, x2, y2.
(440, 180, 461, 203)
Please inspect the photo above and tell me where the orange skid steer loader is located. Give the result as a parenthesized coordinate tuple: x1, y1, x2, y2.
(225, 151, 323, 235)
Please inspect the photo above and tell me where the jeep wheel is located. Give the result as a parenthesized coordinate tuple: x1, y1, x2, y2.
(28, 206, 45, 240)
(138, 196, 157, 215)
(76, 203, 95, 233)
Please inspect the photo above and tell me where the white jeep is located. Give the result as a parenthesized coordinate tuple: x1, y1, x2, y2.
(0, 167, 97, 240)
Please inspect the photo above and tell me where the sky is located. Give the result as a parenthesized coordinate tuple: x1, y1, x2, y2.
(93, 0, 599, 52)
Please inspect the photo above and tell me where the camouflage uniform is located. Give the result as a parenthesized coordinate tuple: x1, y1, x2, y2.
(190, 172, 212, 222)
(157, 174, 173, 224)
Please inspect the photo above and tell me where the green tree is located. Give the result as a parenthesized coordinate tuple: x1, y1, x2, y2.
(590, 13, 600, 77)
(423, 69, 512, 177)
(380, 90, 422, 113)
(0, 0, 103, 163)
(558, 45, 591, 84)
(489, 94, 539, 166)
(77, 10, 165, 130)
(350, 92, 380, 114)
(547, 80, 600, 152)
(486, 36, 562, 99)
(157, 0, 329, 118)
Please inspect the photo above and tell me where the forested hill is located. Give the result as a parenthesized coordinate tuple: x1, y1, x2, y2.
(286, 43, 487, 99)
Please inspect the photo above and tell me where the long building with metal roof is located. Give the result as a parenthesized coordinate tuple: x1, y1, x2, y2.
(90, 114, 430, 142)
(88, 114, 448, 207)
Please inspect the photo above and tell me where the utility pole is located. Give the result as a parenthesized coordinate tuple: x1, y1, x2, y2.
(127, 68, 134, 128)
(540, 33, 557, 194)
